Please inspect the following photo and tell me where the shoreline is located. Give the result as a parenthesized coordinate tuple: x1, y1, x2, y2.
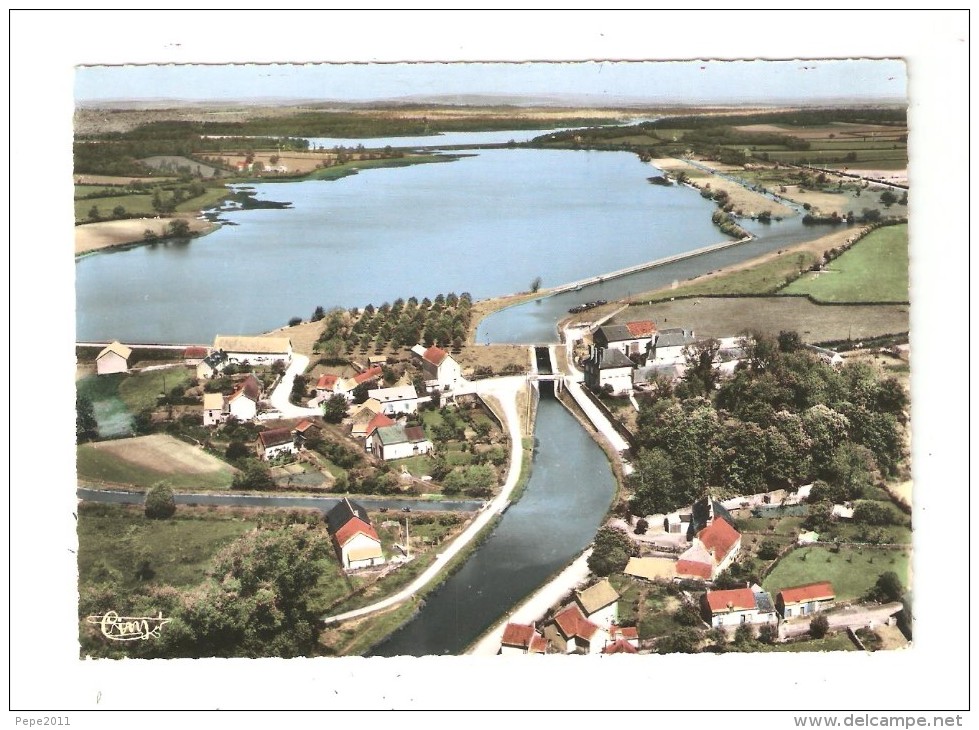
(74, 216, 220, 258)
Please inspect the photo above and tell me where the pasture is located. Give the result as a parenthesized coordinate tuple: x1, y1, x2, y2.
(782, 224, 909, 303)
(762, 545, 911, 602)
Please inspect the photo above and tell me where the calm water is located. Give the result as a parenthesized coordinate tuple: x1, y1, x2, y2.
(302, 127, 585, 149)
(369, 386, 616, 657)
(75, 148, 725, 343)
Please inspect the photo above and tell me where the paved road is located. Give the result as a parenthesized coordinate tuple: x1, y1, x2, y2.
(563, 379, 631, 455)
(76, 487, 483, 513)
(268, 354, 320, 418)
(322, 376, 526, 625)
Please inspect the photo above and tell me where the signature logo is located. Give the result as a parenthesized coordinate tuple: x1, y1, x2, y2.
(86, 611, 171, 641)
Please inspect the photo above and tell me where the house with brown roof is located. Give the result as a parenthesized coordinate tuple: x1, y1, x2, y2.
(326, 498, 384, 570)
(226, 374, 262, 422)
(544, 602, 608, 655)
(775, 582, 836, 619)
(412, 344, 463, 392)
(499, 623, 547, 656)
(292, 419, 322, 446)
(96, 341, 132, 375)
(256, 427, 297, 460)
(367, 424, 433, 461)
(349, 399, 384, 438)
(701, 586, 778, 628)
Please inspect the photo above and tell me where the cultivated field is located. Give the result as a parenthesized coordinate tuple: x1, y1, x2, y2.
(77, 434, 235, 490)
(782, 224, 909, 303)
(620, 296, 909, 344)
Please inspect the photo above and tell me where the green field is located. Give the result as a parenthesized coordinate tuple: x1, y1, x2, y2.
(116, 367, 193, 412)
(77, 503, 258, 589)
(649, 250, 819, 300)
(76, 437, 236, 490)
(781, 224, 909, 303)
(76, 374, 131, 437)
(762, 633, 857, 652)
(763, 546, 911, 602)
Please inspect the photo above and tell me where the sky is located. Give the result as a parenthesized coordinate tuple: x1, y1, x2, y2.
(75, 58, 907, 106)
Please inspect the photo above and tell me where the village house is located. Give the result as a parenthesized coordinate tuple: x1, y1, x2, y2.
(226, 374, 262, 421)
(650, 328, 699, 365)
(367, 424, 433, 461)
(202, 392, 226, 426)
(411, 344, 463, 392)
(675, 499, 742, 580)
(701, 586, 778, 628)
(592, 320, 657, 361)
(182, 346, 208, 365)
(805, 344, 845, 367)
(775, 582, 836, 619)
(256, 427, 297, 461)
(543, 578, 622, 655)
(197, 350, 229, 379)
(361, 412, 396, 447)
(604, 625, 640, 652)
(499, 623, 547, 656)
(212, 335, 293, 366)
(369, 384, 422, 415)
(342, 366, 384, 397)
(326, 498, 385, 570)
(314, 373, 342, 401)
(575, 578, 620, 629)
(582, 346, 636, 395)
(349, 399, 385, 438)
(95, 341, 132, 375)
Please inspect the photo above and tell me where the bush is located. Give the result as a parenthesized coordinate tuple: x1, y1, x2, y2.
(144, 483, 176, 519)
(758, 623, 778, 644)
(809, 614, 830, 639)
(757, 539, 780, 561)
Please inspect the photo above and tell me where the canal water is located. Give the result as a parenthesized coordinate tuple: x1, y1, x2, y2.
(369, 384, 617, 657)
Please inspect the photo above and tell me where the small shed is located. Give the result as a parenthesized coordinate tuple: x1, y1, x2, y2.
(96, 341, 132, 375)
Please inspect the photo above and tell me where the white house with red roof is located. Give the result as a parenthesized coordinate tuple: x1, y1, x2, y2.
(775, 582, 836, 619)
(604, 625, 640, 652)
(701, 586, 778, 628)
(412, 344, 463, 392)
(675, 513, 742, 581)
(499, 623, 547, 656)
(545, 602, 609, 654)
(314, 373, 342, 401)
(326, 498, 385, 570)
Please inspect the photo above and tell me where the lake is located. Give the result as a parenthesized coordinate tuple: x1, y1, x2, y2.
(75, 147, 729, 344)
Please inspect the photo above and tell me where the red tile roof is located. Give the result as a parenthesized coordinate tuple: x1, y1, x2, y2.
(316, 374, 340, 390)
(364, 413, 396, 438)
(333, 517, 380, 548)
(423, 346, 449, 366)
(778, 582, 836, 605)
(675, 558, 713, 580)
(625, 320, 656, 338)
(698, 518, 741, 564)
(603, 639, 638, 654)
(553, 604, 601, 642)
(501, 623, 535, 649)
(705, 588, 757, 614)
(230, 374, 262, 402)
(293, 419, 320, 434)
(183, 346, 208, 358)
(353, 366, 383, 385)
(609, 626, 639, 641)
(528, 634, 548, 654)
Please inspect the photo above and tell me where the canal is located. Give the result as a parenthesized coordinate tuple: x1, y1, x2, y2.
(369, 383, 617, 657)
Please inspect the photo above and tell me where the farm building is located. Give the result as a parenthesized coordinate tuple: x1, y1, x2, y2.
(593, 320, 656, 360)
(650, 328, 699, 365)
(226, 375, 262, 421)
(212, 335, 292, 365)
(182, 346, 208, 365)
(775, 582, 836, 619)
(256, 427, 297, 461)
(197, 350, 229, 379)
(326, 498, 385, 570)
(292, 419, 322, 446)
(95, 341, 132, 375)
(349, 399, 385, 438)
(676, 498, 742, 581)
(368, 385, 422, 415)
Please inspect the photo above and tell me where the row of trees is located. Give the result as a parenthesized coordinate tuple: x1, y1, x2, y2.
(628, 332, 908, 516)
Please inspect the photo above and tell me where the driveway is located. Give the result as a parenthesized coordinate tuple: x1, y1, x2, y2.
(268, 354, 320, 418)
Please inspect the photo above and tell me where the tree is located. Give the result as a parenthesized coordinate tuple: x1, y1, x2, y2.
(529, 276, 543, 293)
(311, 306, 326, 322)
(167, 219, 190, 237)
(867, 571, 904, 603)
(112, 205, 127, 218)
(144, 482, 177, 520)
(88, 205, 100, 221)
(656, 627, 702, 654)
(628, 447, 675, 516)
(733, 623, 755, 647)
(288, 316, 303, 327)
(756, 539, 780, 561)
(809, 614, 830, 639)
(232, 460, 275, 490)
(76, 393, 98, 442)
(634, 518, 649, 535)
(758, 623, 778, 644)
(225, 440, 251, 462)
(321, 394, 349, 424)
(879, 190, 897, 207)
(682, 338, 721, 396)
(587, 526, 636, 576)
